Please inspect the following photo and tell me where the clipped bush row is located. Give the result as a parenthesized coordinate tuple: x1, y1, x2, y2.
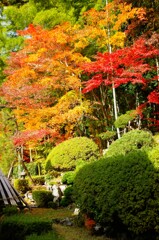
(0, 214, 52, 240)
(73, 148, 159, 237)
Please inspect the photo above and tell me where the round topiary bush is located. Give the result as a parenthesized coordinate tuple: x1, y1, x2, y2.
(106, 129, 153, 157)
(45, 137, 100, 171)
(32, 190, 53, 207)
(73, 149, 159, 237)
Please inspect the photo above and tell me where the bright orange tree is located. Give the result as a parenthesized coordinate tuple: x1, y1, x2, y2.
(2, 23, 91, 148)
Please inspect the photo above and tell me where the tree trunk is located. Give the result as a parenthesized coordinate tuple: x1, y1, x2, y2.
(7, 159, 16, 180)
(105, 0, 120, 138)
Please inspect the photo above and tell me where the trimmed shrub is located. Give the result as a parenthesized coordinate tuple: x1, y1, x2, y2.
(73, 150, 159, 236)
(60, 186, 74, 207)
(153, 133, 159, 145)
(29, 176, 45, 186)
(106, 129, 153, 157)
(148, 146, 159, 169)
(47, 201, 58, 209)
(32, 190, 53, 207)
(62, 171, 76, 185)
(0, 214, 52, 240)
(45, 137, 100, 171)
(14, 179, 30, 194)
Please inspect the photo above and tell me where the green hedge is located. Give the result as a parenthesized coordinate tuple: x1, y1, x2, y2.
(106, 129, 153, 157)
(60, 186, 74, 207)
(73, 150, 159, 237)
(62, 171, 75, 185)
(0, 214, 52, 240)
(32, 190, 53, 207)
(45, 137, 100, 171)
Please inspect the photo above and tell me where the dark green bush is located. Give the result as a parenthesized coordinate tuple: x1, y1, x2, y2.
(2, 206, 19, 216)
(45, 137, 100, 171)
(60, 186, 74, 207)
(47, 201, 58, 209)
(32, 190, 53, 207)
(0, 214, 52, 240)
(62, 171, 76, 185)
(30, 176, 45, 185)
(73, 150, 159, 236)
(14, 179, 30, 194)
(106, 129, 153, 157)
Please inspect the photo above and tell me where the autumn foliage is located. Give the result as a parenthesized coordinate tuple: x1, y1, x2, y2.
(82, 37, 158, 91)
(1, 23, 92, 145)
(1, 1, 159, 150)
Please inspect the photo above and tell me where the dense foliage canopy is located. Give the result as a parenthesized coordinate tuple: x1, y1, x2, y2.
(73, 149, 159, 236)
(45, 137, 100, 171)
(0, 1, 159, 237)
(106, 129, 154, 157)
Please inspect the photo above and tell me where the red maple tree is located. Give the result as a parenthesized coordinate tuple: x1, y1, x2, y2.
(82, 37, 159, 93)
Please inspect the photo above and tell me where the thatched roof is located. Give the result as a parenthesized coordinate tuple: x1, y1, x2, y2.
(0, 169, 29, 209)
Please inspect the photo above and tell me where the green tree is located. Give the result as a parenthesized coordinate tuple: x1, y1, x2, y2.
(106, 129, 154, 157)
(45, 137, 100, 172)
